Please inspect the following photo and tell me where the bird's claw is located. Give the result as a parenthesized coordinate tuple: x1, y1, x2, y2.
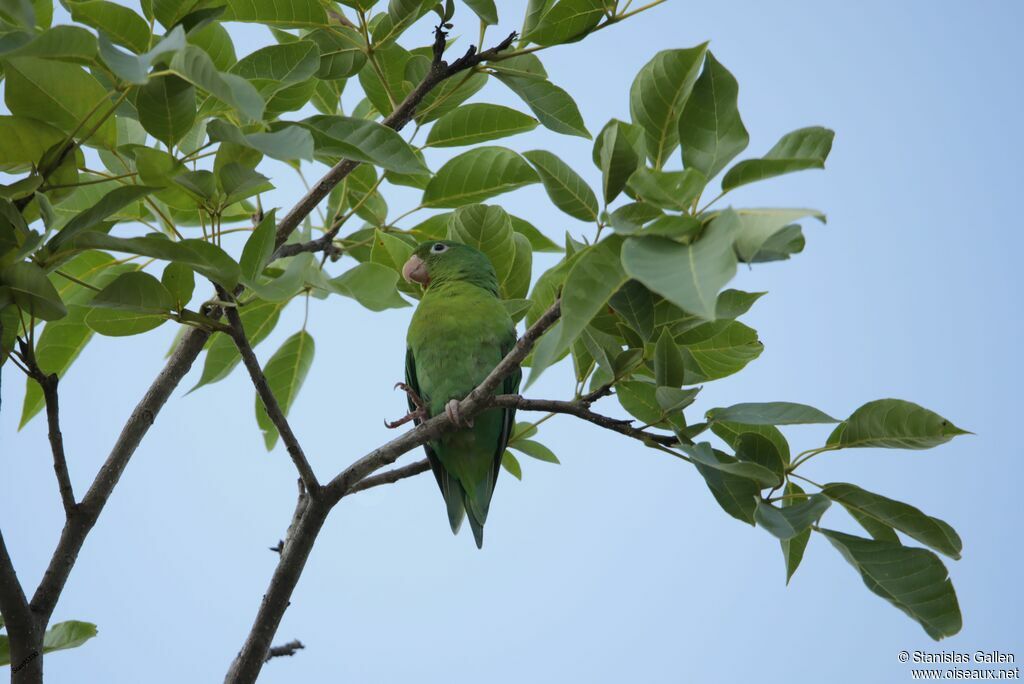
(394, 382, 426, 411)
(386, 382, 428, 429)
(445, 399, 473, 428)
(384, 406, 427, 430)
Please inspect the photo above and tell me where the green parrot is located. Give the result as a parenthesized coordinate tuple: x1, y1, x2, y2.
(394, 240, 520, 548)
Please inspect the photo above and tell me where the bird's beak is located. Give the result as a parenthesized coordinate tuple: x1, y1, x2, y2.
(402, 254, 430, 286)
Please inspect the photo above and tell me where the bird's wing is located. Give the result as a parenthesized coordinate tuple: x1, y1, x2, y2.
(406, 347, 465, 534)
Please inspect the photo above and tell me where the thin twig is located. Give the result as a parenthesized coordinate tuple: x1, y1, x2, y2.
(19, 339, 77, 517)
(345, 459, 431, 495)
(264, 639, 305, 662)
(222, 296, 320, 496)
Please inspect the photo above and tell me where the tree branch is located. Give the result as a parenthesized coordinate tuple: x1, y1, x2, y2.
(345, 459, 430, 495)
(224, 300, 560, 683)
(264, 639, 305, 662)
(223, 300, 320, 495)
(272, 26, 518, 258)
(29, 326, 211, 624)
(492, 396, 679, 446)
(19, 339, 76, 517)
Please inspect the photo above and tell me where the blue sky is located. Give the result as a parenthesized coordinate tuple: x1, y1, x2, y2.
(2, 2, 1022, 682)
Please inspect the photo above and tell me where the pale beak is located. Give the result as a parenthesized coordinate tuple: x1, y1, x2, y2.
(402, 254, 430, 286)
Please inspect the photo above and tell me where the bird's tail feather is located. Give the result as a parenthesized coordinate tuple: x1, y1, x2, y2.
(466, 508, 485, 549)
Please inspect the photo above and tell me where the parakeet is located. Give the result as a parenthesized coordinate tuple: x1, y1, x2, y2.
(398, 240, 519, 548)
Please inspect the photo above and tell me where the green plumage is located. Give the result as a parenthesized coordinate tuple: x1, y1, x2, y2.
(404, 240, 519, 548)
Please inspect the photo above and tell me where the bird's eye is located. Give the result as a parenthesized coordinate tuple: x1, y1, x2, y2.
(431, 243, 448, 253)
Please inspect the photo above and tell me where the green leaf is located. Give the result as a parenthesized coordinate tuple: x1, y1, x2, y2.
(47, 185, 156, 251)
(69, 0, 150, 52)
(3, 24, 98, 63)
(423, 147, 539, 208)
(715, 288, 764, 319)
(19, 305, 92, 427)
(240, 209, 276, 286)
(89, 271, 175, 312)
(681, 442, 782, 488)
(827, 399, 968, 450)
(621, 209, 739, 320)
(463, 0, 497, 24)
(188, 20, 237, 71)
(221, 0, 327, 27)
(416, 71, 488, 125)
(328, 262, 409, 311)
(510, 215, 560, 253)
(526, 0, 605, 46)
(501, 233, 532, 301)
(722, 126, 835, 191)
(606, 202, 663, 236)
(256, 330, 315, 450)
(208, 120, 314, 162)
(369, 229, 413, 273)
(426, 104, 538, 148)
(626, 167, 705, 212)
(494, 71, 590, 138)
(755, 495, 830, 540)
(356, 42, 410, 116)
(302, 115, 427, 174)
(707, 402, 838, 425)
(653, 327, 686, 387)
(171, 45, 265, 120)
(638, 214, 701, 242)
(693, 447, 759, 525)
(231, 40, 319, 85)
(218, 163, 273, 205)
(510, 439, 559, 464)
(734, 431, 785, 483)
(523, 149, 599, 222)
(0, 115, 64, 169)
(779, 482, 810, 583)
(1, 261, 67, 320)
(678, 319, 762, 383)
(614, 380, 662, 426)
(819, 529, 962, 640)
(593, 119, 643, 204)
(655, 386, 699, 415)
(135, 75, 196, 147)
(733, 208, 825, 263)
(710, 421, 790, 464)
(3, 57, 116, 148)
(42, 620, 98, 655)
(249, 252, 315, 301)
(530, 239, 626, 386)
(97, 25, 185, 84)
(307, 26, 365, 79)
(629, 44, 708, 168)
(447, 204, 516, 283)
(501, 450, 522, 479)
(84, 308, 165, 336)
(192, 298, 284, 390)
(65, 233, 240, 289)
(678, 51, 748, 180)
(161, 262, 194, 309)
(754, 223, 805, 262)
(821, 483, 962, 559)
(609, 280, 654, 341)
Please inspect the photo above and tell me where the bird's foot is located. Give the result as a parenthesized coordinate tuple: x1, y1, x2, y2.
(394, 382, 426, 411)
(384, 406, 427, 429)
(445, 399, 474, 428)
(385, 383, 429, 429)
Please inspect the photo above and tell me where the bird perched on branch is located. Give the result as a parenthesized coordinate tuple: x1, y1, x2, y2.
(389, 240, 519, 548)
